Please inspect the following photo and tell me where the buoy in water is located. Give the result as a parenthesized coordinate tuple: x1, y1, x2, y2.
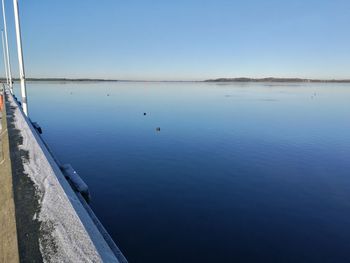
(156, 127, 161, 132)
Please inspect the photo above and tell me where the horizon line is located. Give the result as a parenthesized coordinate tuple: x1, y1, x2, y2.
(2, 77, 350, 83)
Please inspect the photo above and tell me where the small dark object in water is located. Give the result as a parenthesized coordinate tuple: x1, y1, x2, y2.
(107, 94, 110, 96)
(32, 122, 43, 134)
(144, 112, 147, 116)
(156, 127, 161, 132)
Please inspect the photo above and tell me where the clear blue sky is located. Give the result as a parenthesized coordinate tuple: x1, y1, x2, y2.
(1, 0, 350, 80)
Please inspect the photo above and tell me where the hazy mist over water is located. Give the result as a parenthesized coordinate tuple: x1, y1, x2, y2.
(14, 81, 350, 262)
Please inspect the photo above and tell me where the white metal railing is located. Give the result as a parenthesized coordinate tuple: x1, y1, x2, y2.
(1, 30, 8, 86)
(13, 0, 28, 116)
(0, 0, 28, 116)
(2, 0, 13, 94)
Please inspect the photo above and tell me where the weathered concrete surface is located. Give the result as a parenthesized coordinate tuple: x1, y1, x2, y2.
(6, 92, 43, 262)
(0, 91, 20, 263)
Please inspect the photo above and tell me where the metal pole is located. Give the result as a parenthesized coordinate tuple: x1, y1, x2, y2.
(1, 30, 8, 87)
(13, 0, 27, 115)
(2, 0, 13, 93)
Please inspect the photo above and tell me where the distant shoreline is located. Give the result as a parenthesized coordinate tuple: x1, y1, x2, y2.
(2, 78, 199, 83)
(2, 77, 350, 83)
(205, 78, 350, 83)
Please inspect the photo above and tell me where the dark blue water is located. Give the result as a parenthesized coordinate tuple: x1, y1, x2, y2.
(15, 82, 350, 262)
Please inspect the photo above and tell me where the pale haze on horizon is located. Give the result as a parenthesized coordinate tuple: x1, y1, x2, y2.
(1, 0, 350, 81)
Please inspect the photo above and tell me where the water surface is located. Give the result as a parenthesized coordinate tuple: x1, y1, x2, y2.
(15, 82, 350, 262)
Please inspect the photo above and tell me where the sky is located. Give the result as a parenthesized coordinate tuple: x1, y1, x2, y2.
(1, 0, 350, 80)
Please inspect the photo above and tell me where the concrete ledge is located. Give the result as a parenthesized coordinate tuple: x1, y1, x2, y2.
(6, 89, 125, 262)
(0, 89, 20, 263)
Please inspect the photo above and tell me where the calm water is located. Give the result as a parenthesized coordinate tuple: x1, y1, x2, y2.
(14, 82, 350, 262)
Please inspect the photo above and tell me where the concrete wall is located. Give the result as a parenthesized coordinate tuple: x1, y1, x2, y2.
(6, 89, 126, 262)
(1, 88, 127, 262)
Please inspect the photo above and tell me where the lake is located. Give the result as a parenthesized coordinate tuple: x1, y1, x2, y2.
(14, 81, 350, 262)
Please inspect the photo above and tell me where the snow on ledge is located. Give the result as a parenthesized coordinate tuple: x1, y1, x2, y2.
(8, 91, 120, 263)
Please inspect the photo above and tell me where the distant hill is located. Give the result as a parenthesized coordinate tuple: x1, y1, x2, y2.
(205, 78, 350, 83)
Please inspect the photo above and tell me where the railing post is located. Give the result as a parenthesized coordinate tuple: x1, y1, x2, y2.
(13, 0, 27, 115)
(1, 30, 9, 86)
(2, 0, 13, 94)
